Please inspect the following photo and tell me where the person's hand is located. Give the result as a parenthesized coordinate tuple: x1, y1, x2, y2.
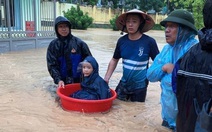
(58, 80, 65, 88)
(162, 63, 174, 73)
(104, 77, 109, 84)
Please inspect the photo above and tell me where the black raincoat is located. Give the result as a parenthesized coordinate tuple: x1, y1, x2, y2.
(176, 28, 212, 132)
(46, 16, 92, 84)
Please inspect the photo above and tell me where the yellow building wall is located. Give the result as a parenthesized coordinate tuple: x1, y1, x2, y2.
(41, 2, 167, 25)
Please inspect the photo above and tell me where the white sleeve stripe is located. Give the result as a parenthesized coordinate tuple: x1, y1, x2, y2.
(178, 70, 212, 80)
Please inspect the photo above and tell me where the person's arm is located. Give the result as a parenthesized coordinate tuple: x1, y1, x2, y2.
(147, 59, 165, 82)
(46, 42, 62, 85)
(150, 38, 160, 60)
(104, 58, 119, 83)
(147, 45, 170, 82)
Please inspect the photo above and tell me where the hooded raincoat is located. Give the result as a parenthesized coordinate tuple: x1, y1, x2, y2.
(71, 56, 112, 100)
(147, 26, 198, 128)
(175, 28, 212, 132)
(46, 16, 92, 84)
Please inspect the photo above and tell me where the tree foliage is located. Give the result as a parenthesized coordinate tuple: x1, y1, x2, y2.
(123, 0, 164, 12)
(109, 15, 119, 31)
(84, 0, 98, 7)
(167, 0, 205, 30)
(111, 0, 119, 9)
(63, 5, 93, 30)
(141, 0, 164, 12)
(179, 0, 204, 30)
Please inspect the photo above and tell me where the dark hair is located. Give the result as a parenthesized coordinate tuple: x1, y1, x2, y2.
(203, 0, 212, 28)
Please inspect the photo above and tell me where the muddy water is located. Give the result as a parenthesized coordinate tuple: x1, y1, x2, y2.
(0, 28, 171, 132)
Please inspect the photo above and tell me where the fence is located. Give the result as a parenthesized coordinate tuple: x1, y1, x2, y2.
(0, 0, 56, 53)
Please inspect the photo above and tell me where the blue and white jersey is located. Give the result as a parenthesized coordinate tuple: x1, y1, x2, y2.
(113, 34, 159, 90)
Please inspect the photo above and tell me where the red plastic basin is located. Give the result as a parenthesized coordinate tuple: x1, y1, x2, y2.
(57, 83, 117, 113)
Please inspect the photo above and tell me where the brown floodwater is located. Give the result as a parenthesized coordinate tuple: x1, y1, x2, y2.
(0, 28, 172, 132)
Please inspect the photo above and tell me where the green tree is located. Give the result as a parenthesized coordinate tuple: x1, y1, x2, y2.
(178, 0, 204, 30)
(167, 0, 204, 30)
(145, 0, 164, 12)
(84, 0, 98, 7)
(138, 0, 164, 12)
(111, 0, 119, 9)
(124, 0, 140, 10)
(63, 5, 93, 30)
(109, 15, 119, 31)
(123, 0, 164, 13)
(166, 0, 185, 13)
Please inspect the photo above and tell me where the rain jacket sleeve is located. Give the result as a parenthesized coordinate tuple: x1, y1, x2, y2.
(147, 45, 171, 82)
(46, 39, 62, 84)
(96, 77, 112, 99)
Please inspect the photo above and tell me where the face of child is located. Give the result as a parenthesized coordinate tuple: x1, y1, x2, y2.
(82, 62, 93, 77)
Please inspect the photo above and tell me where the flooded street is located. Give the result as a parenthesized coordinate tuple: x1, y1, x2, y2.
(0, 28, 171, 132)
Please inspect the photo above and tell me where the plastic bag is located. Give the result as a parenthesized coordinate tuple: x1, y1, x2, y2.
(194, 98, 212, 132)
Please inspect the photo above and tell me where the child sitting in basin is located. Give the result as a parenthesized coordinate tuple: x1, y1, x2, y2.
(70, 56, 112, 100)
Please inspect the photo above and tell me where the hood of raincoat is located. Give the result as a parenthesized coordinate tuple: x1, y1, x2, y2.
(81, 56, 99, 85)
(160, 9, 198, 60)
(198, 0, 212, 52)
(160, 9, 198, 62)
(54, 16, 72, 39)
(198, 28, 212, 52)
(170, 25, 198, 63)
(203, 0, 212, 29)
